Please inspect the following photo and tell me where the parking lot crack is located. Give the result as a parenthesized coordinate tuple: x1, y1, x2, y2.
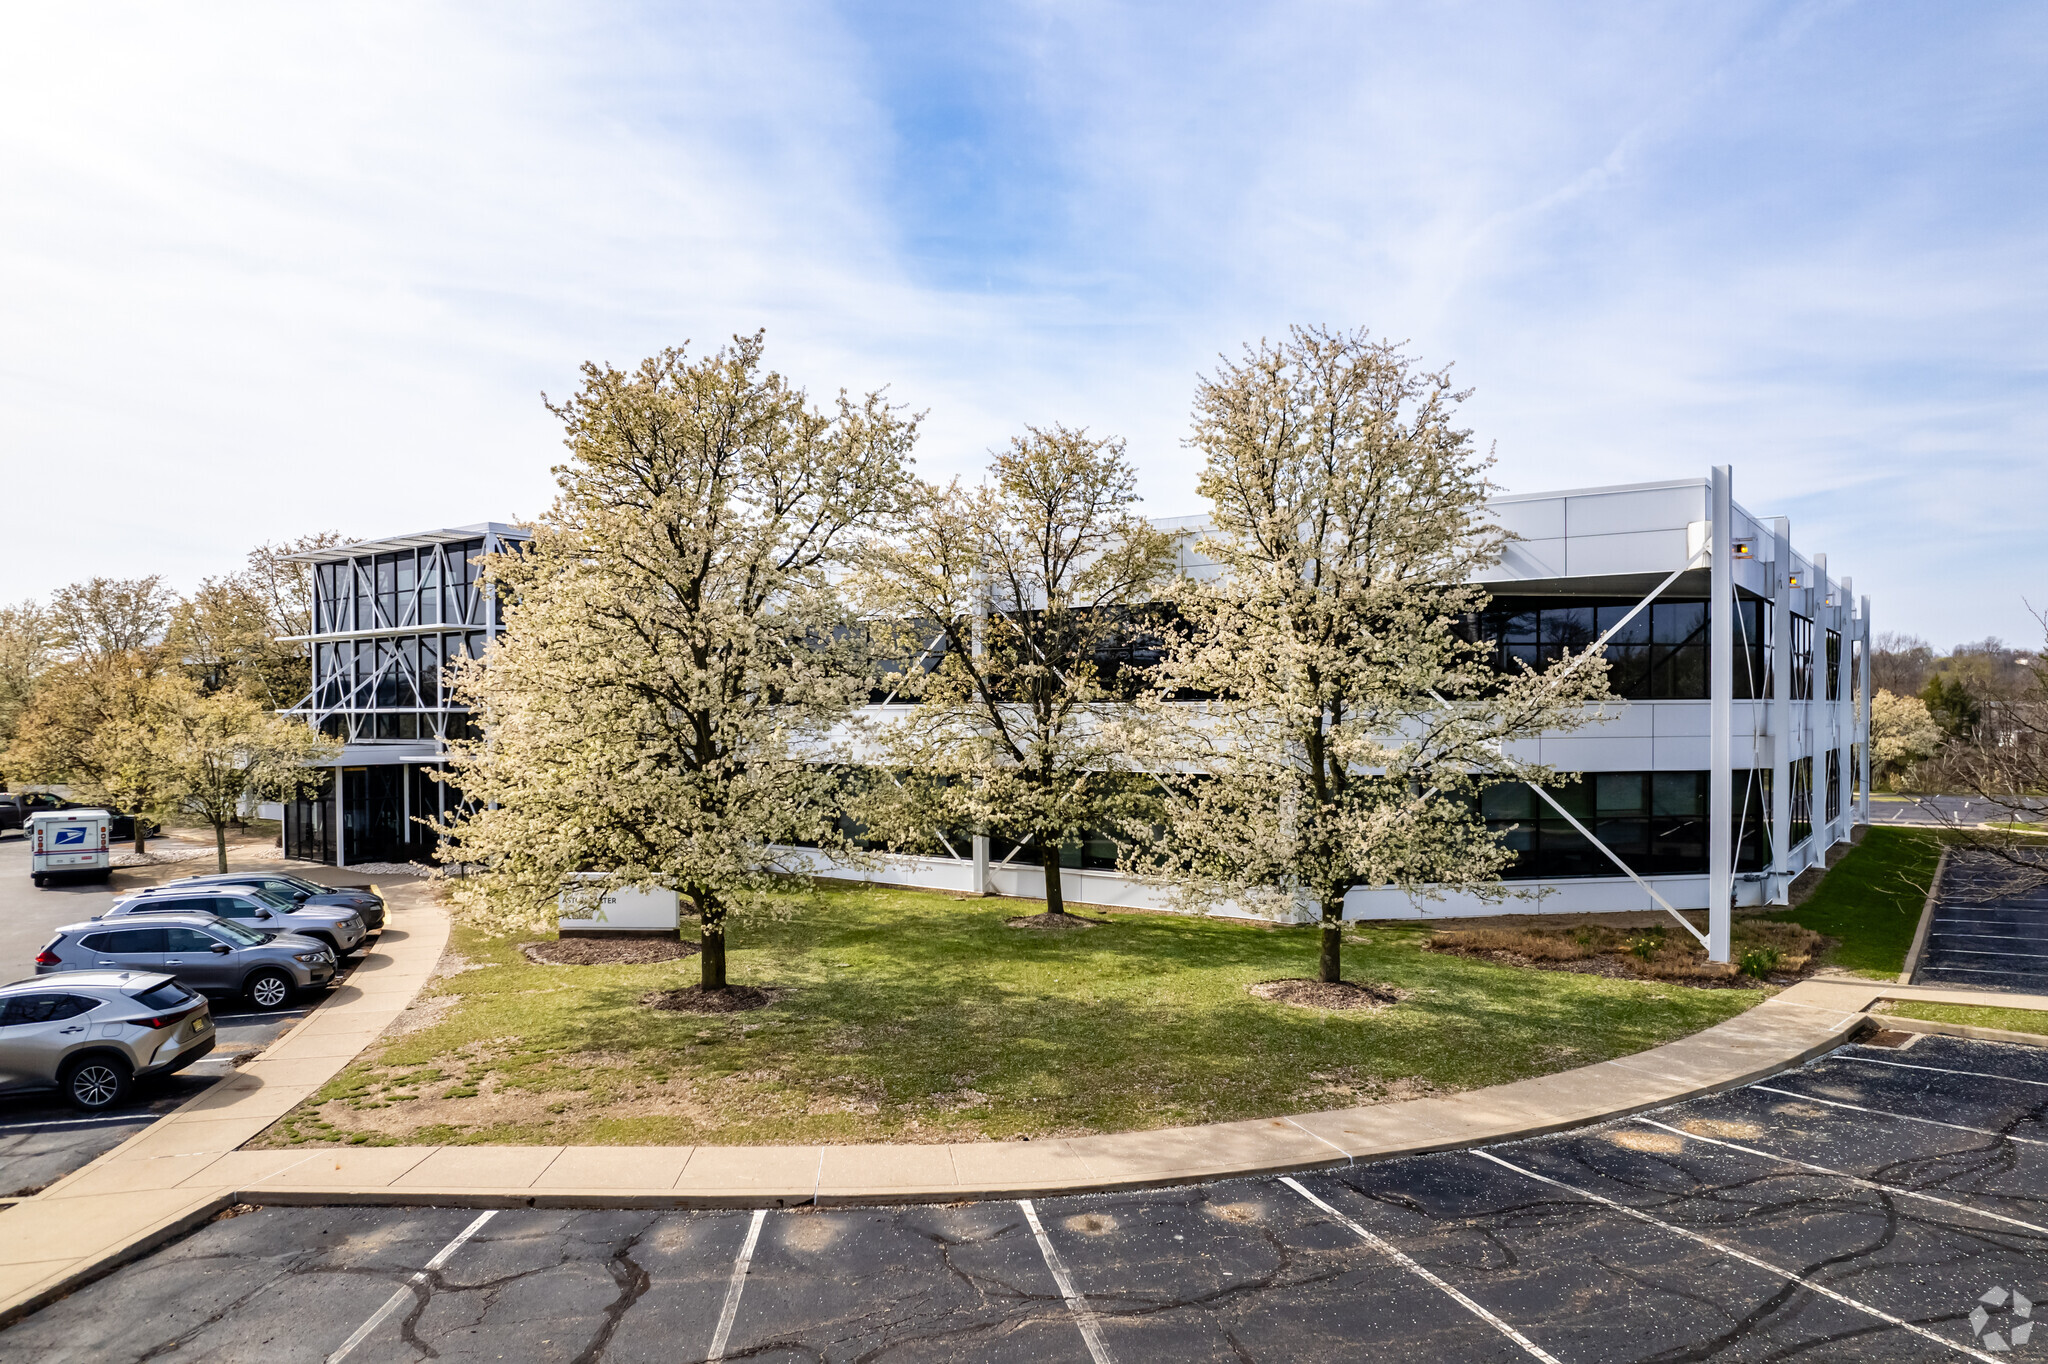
(571, 1223, 654, 1364)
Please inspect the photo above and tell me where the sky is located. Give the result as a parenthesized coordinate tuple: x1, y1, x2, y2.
(2, 2, 2042, 647)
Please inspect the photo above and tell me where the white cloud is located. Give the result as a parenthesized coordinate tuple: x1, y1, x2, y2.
(0, 1, 2040, 645)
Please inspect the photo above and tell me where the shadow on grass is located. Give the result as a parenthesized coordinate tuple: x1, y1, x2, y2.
(323, 885, 1757, 1144)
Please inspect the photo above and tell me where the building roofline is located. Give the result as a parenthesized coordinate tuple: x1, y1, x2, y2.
(286, 523, 532, 563)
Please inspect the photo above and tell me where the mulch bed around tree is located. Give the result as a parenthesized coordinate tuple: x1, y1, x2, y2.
(524, 938, 700, 966)
(643, 984, 774, 1014)
(1006, 912, 1108, 930)
(1249, 978, 1407, 1011)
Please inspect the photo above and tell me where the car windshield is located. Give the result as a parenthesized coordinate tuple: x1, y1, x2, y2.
(242, 887, 300, 911)
(275, 877, 326, 895)
(210, 920, 267, 946)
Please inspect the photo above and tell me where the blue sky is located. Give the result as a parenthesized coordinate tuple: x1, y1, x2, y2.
(3, 2, 2042, 646)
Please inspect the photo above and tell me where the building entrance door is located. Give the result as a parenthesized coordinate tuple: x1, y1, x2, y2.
(340, 766, 406, 865)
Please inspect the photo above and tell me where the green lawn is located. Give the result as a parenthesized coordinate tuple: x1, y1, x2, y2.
(1885, 1001, 2048, 1037)
(259, 883, 1758, 1148)
(1764, 827, 1946, 978)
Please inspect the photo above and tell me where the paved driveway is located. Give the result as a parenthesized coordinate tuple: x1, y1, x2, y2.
(4, 1032, 2042, 1362)
(1917, 851, 2048, 992)
(1869, 795, 2048, 828)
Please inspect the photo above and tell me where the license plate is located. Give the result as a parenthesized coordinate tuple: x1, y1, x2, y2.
(191, 1016, 211, 1033)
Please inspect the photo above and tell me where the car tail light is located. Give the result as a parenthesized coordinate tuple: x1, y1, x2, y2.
(35, 948, 61, 967)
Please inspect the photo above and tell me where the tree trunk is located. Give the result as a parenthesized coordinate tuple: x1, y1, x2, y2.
(1319, 913, 1343, 983)
(698, 899, 727, 991)
(213, 821, 228, 874)
(1039, 839, 1067, 916)
(133, 823, 146, 855)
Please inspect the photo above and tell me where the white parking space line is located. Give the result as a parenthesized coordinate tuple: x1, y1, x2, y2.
(1932, 948, 2048, 960)
(1916, 966, 2048, 979)
(0, 1113, 160, 1132)
(1279, 1176, 1562, 1363)
(1018, 1199, 1116, 1364)
(706, 1208, 766, 1363)
(1471, 1151, 2003, 1362)
(1749, 1085, 2048, 1147)
(326, 1210, 496, 1364)
(1636, 1119, 2048, 1236)
(1840, 1055, 2048, 1089)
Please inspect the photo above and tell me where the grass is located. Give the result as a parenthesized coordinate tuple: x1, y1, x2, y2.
(1882, 1001, 2048, 1037)
(1763, 827, 1947, 978)
(256, 882, 1759, 1149)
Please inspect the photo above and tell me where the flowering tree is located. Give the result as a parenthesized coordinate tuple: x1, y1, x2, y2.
(443, 334, 917, 992)
(132, 677, 339, 872)
(856, 426, 1177, 914)
(1137, 327, 1612, 983)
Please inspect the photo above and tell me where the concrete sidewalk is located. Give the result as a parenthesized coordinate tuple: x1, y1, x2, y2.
(5, 907, 2045, 1329)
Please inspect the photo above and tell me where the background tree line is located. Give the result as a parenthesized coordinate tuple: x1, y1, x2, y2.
(0, 537, 344, 869)
(1866, 630, 2043, 791)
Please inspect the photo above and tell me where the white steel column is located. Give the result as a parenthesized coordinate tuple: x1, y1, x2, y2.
(1835, 576, 1854, 843)
(1858, 593, 1873, 823)
(1811, 553, 1831, 854)
(1769, 517, 1792, 904)
(1708, 466, 1733, 963)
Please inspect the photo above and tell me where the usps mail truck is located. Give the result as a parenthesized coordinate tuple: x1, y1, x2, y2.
(30, 808, 112, 887)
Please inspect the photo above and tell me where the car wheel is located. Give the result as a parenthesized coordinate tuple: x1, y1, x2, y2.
(31, 875, 44, 888)
(62, 1055, 133, 1112)
(246, 969, 295, 1010)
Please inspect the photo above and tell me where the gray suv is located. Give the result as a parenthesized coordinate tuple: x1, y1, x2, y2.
(153, 872, 385, 930)
(112, 886, 365, 955)
(38, 913, 336, 1010)
(0, 972, 217, 1110)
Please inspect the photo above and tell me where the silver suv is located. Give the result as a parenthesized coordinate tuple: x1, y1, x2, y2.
(38, 913, 336, 1010)
(111, 886, 365, 956)
(0, 972, 216, 1110)
(156, 873, 386, 929)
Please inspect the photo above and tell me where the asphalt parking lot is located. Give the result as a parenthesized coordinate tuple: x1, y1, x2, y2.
(0, 829, 391, 1195)
(4, 1031, 2042, 1363)
(1918, 850, 2048, 993)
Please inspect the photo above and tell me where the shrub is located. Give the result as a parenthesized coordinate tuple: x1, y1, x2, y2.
(1738, 946, 1781, 979)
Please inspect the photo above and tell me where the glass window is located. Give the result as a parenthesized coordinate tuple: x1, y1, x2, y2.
(1482, 770, 1773, 879)
(1541, 605, 1596, 650)
(210, 920, 267, 946)
(107, 927, 169, 953)
(124, 897, 193, 915)
(0, 994, 99, 1025)
(1789, 756, 1813, 846)
(1594, 603, 1650, 646)
(132, 981, 193, 1010)
(164, 927, 224, 952)
(396, 551, 417, 627)
(1789, 616, 1815, 701)
(1480, 784, 1534, 820)
(1595, 772, 1647, 815)
(1652, 601, 1706, 645)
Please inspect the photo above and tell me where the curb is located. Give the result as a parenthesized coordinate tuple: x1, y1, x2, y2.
(1898, 844, 1949, 984)
(0, 1193, 236, 1330)
(1875, 1014, 2048, 1049)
